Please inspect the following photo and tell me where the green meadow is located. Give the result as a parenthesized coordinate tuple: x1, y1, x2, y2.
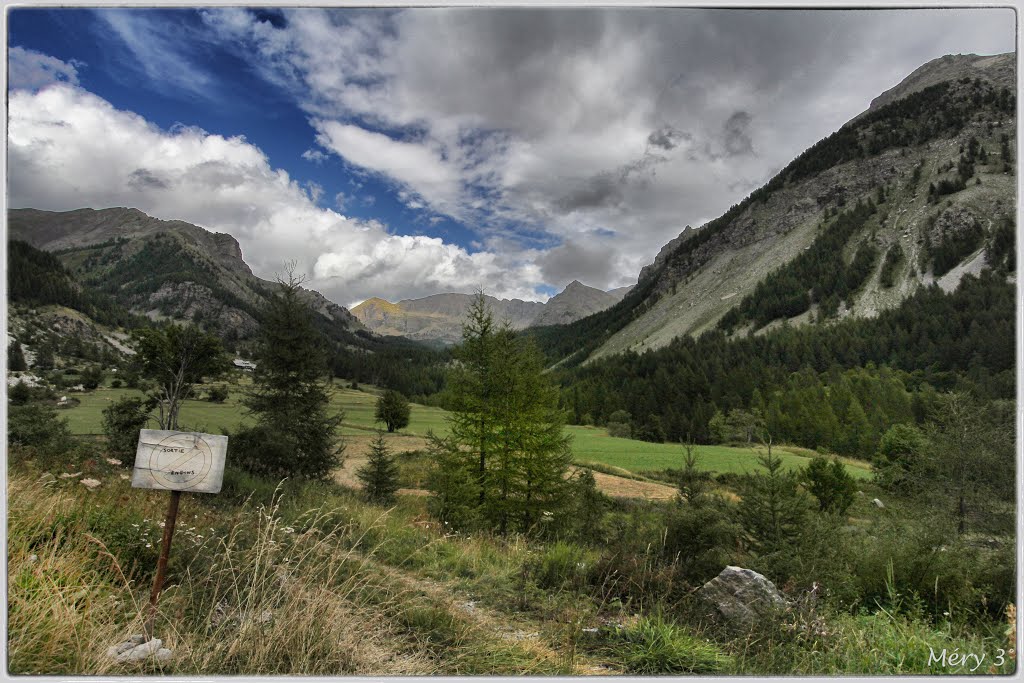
(60, 378, 869, 478)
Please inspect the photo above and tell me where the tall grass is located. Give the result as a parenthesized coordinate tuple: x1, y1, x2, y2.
(7, 473, 434, 675)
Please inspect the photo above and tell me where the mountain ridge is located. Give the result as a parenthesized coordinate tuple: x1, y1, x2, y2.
(351, 280, 632, 344)
(7, 207, 365, 348)
(528, 51, 1016, 366)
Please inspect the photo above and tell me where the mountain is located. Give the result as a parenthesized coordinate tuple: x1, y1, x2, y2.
(531, 52, 1016, 366)
(7, 207, 365, 347)
(352, 281, 632, 344)
(531, 280, 630, 328)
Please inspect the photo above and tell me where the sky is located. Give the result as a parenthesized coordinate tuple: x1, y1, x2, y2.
(5, 7, 1016, 308)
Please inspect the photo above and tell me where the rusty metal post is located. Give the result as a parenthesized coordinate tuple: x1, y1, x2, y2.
(144, 490, 182, 638)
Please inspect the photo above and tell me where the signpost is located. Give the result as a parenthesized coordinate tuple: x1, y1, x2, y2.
(132, 429, 227, 636)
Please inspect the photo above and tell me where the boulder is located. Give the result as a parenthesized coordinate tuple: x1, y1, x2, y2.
(694, 566, 789, 628)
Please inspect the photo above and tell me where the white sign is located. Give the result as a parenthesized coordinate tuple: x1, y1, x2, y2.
(131, 430, 227, 494)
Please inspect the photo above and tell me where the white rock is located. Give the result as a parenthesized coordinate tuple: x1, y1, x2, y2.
(59, 472, 83, 479)
(80, 478, 102, 490)
(872, 498, 885, 509)
(116, 638, 162, 663)
(106, 458, 122, 466)
(155, 648, 172, 662)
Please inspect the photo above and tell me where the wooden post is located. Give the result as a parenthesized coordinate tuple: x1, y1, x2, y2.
(144, 490, 182, 638)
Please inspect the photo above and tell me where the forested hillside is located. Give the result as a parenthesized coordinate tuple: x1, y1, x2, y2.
(553, 268, 1013, 454)
(8, 239, 142, 329)
(529, 53, 1015, 365)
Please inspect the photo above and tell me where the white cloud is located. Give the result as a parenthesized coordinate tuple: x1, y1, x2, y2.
(8, 47, 82, 91)
(95, 9, 218, 100)
(197, 7, 1014, 290)
(7, 83, 543, 305)
(302, 148, 328, 163)
(312, 120, 463, 214)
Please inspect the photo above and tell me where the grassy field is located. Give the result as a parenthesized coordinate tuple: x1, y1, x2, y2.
(60, 379, 869, 479)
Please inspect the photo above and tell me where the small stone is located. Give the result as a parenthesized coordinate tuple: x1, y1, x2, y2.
(856, 490, 864, 496)
(117, 638, 162, 663)
(871, 498, 885, 509)
(120, 474, 130, 480)
(155, 648, 172, 662)
(80, 478, 102, 490)
(130, 634, 146, 645)
(59, 472, 83, 479)
(106, 458, 122, 466)
(28, 554, 38, 563)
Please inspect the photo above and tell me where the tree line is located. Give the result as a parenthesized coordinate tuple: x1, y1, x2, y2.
(554, 269, 1014, 453)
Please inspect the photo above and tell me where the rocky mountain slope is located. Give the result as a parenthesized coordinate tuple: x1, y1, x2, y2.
(352, 281, 631, 344)
(539, 52, 1015, 366)
(7, 207, 365, 346)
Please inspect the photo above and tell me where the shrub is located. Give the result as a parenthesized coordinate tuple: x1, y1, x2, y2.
(207, 385, 229, 403)
(101, 396, 151, 461)
(375, 390, 411, 432)
(606, 410, 632, 439)
(229, 424, 303, 480)
(8, 404, 73, 456)
(529, 541, 592, 590)
(9, 380, 32, 406)
(663, 498, 740, 584)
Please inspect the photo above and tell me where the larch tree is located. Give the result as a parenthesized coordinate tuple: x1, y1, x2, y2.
(429, 292, 573, 535)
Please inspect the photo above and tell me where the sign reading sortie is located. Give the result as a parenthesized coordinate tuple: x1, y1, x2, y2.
(132, 430, 227, 494)
(131, 429, 228, 638)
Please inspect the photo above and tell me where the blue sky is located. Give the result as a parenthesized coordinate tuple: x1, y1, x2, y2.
(6, 7, 1015, 307)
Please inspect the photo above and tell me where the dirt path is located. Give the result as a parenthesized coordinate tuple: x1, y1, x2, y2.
(364, 555, 616, 675)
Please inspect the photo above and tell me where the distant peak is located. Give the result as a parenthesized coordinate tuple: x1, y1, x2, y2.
(355, 296, 396, 307)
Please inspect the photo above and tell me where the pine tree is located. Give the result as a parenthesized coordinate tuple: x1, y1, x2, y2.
(8, 341, 27, 372)
(802, 457, 855, 515)
(375, 389, 411, 432)
(737, 444, 811, 555)
(241, 272, 344, 479)
(357, 433, 401, 505)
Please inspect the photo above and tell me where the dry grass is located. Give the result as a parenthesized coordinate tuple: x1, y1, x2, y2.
(7, 473, 435, 675)
(586, 471, 678, 501)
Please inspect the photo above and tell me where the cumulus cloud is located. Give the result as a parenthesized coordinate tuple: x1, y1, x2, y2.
(312, 120, 463, 214)
(194, 7, 1013, 291)
(8, 8, 1014, 300)
(8, 46, 82, 90)
(7, 84, 543, 305)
